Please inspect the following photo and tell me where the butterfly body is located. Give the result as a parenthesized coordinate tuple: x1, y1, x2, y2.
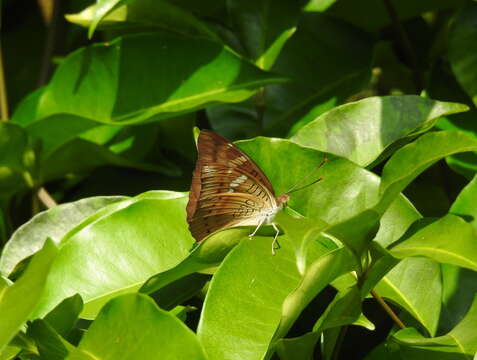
(186, 130, 287, 247)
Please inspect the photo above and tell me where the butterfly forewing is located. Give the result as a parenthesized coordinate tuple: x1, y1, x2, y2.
(186, 130, 278, 241)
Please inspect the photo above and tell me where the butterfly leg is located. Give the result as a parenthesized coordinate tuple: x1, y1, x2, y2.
(249, 217, 266, 240)
(271, 222, 281, 256)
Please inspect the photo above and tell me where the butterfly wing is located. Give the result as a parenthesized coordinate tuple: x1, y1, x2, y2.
(186, 130, 278, 241)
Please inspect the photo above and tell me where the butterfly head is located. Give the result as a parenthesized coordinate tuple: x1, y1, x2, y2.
(276, 193, 290, 208)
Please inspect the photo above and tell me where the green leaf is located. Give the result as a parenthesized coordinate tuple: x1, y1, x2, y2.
(374, 257, 442, 336)
(313, 286, 361, 332)
(151, 273, 209, 311)
(28, 320, 74, 360)
(86, 0, 122, 38)
(291, 96, 468, 167)
(390, 215, 477, 272)
(377, 131, 477, 213)
(390, 294, 477, 358)
(275, 332, 317, 360)
(43, 294, 83, 337)
(450, 174, 477, 231)
(374, 194, 421, 248)
(0, 196, 127, 276)
(67, 0, 219, 40)
(0, 123, 36, 199)
(449, 3, 477, 106)
(236, 138, 380, 227)
(436, 112, 477, 179)
(439, 264, 477, 334)
(140, 228, 246, 294)
(0, 240, 58, 352)
(68, 294, 207, 359)
(30, 192, 195, 319)
(197, 225, 354, 360)
(227, 0, 303, 70)
(32, 33, 286, 125)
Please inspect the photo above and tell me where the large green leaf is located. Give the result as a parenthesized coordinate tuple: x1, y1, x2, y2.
(389, 215, 477, 272)
(197, 212, 355, 360)
(0, 196, 127, 276)
(227, 0, 303, 70)
(377, 131, 477, 213)
(449, 3, 477, 107)
(67, 0, 219, 40)
(374, 257, 442, 336)
(0, 123, 36, 199)
(26, 33, 285, 125)
(30, 192, 195, 319)
(390, 295, 477, 359)
(236, 138, 380, 226)
(67, 294, 207, 359)
(0, 240, 58, 352)
(291, 96, 468, 167)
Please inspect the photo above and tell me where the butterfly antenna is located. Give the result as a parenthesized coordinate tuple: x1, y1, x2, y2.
(286, 157, 328, 194)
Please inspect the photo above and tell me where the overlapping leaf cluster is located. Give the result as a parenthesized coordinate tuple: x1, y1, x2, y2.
(1, 0, 477, 359)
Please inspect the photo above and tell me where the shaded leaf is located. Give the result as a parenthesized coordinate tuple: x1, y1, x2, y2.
(0, 123, 36, 199)
(228, 0, 303, 70)
(449, 3, 477, 106)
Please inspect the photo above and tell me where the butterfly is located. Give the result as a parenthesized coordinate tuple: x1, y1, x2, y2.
(186, 130, 325, 254)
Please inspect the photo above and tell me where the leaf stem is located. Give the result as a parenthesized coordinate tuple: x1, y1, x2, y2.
(382, 0, 423, 93)
(371, 289, 406, 329)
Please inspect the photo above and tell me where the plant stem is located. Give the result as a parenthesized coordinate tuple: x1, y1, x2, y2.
(371, 289, 406, 329)
(255, 87, 266, 131)
(0, 43, 9, 121)
(37, 0, 61, 87)
(382, 0, 423, 93)
(331, 325, 348, 360)
(37, 187, 57, 208)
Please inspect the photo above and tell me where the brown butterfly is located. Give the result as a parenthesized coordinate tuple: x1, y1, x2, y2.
(186, 130, 325, 254)
(187, 130, 290, 253)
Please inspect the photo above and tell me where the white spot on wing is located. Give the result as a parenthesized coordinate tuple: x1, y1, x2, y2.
(230, 174, 247, 187)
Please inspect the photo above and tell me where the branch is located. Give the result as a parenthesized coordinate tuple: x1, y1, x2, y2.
(371, 289, 406, 329)
(37, 187, 58, 208)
